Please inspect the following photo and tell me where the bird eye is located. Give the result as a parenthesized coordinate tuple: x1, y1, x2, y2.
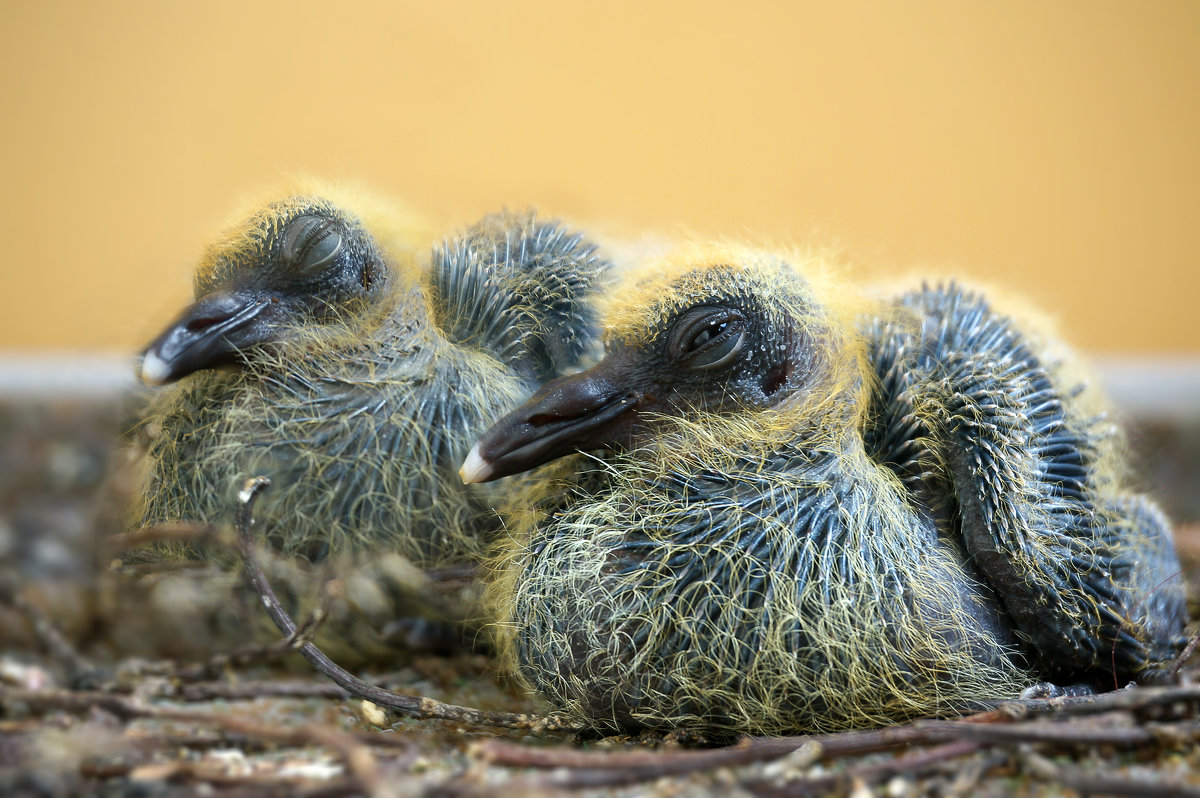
(281, 215, 344, 276)
(668, 306, 746, 371)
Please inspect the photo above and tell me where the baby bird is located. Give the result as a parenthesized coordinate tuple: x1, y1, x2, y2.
(131, 180, 608, 567)
(463, 243, 1188, 735)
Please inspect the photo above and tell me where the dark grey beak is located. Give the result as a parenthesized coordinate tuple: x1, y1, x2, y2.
(460, 361, 641, 483)
(140, 291, 273, 385)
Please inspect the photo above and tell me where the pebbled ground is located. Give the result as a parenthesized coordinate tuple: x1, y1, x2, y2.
(1, 394, 1198, 798)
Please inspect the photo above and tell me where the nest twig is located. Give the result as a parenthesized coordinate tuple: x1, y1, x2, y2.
(3, 474, 1198, 797)
(231, 476, 582, 735)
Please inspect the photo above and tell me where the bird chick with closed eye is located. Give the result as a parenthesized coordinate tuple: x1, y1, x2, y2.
(464, 243, 1187, 736)
(133, 182, 607, 564)
(121, 181, 609, 658)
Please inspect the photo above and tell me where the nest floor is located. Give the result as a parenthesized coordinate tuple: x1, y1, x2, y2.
(2, 391, 1198, 797)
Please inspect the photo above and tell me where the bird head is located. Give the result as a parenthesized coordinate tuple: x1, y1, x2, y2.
(140, 188, 416, 385)
(461, 242, 868, 483)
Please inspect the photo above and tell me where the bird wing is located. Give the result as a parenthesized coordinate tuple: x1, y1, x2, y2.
(428, 211, 608, 384)
(864, 283, 1183, 682)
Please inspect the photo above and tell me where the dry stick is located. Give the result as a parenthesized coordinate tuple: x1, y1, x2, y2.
(476, 705, 1200, 774)
(111, 759, 369, 798)
(466, 738, 985, 795)
(173, 680, 348, 703)
(0, 688, 390, 798)
(101, 548, 338, 690)
(113, 560, 216, 578)
(107, 520, 226, 551)
(750, 739, 986, 798)
(233, 477, 581, 734)
(1172, 630, 1200, 676)
(473, 714, 1200, 792)
(423, 562, 478, 581)
(982, 683, 1200, 717)
(169, 638, 319, 684)
(478, 712, 1200, 796)
(11, 682, 1015, 797)
(941, 750, 1006, 798)
(0, 685, 414, 753)
(102, 771, 367, 798)
(936, 717, 1200, 746)
(472, 724, 925, 790)
(231, 475, 1200, 781)
(0, 576, 94, 683)
(1020, 746, 1200, 798)
(169, 584, 336, 684)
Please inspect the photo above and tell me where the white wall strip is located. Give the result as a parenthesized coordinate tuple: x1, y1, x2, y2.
(0, 353, 1195, 419)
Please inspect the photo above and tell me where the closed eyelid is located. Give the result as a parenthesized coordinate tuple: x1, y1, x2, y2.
(280, 215, 343, 270)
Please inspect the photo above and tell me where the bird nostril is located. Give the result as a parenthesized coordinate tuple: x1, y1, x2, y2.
(185, 315, 224, 333)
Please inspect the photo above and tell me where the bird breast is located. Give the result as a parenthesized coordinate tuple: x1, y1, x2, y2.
(492, 430, 1029, 734)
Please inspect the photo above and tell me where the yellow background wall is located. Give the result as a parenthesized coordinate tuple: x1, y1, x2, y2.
(1, 1, 1197, 355)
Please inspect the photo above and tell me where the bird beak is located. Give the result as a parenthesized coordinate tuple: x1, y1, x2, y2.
(460, 359, 641, 483)
(140, 291, 274, 385)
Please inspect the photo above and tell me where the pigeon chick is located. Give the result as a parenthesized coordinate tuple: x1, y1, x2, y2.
(118, 182, 609, 661)
(133, 182, 608, 566)
(464, 242, 1187, 735)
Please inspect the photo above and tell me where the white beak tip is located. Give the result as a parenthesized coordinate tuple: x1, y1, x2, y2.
(459, 444, 495, 484)
(140, 352, 172, 385)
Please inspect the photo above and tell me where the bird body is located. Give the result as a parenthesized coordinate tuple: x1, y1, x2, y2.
(128, 180, 608, 593)
(136, 285, 530, 562)
(467, 243, 1188, 735)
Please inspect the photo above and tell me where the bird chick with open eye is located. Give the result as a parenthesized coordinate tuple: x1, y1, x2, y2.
(463, 242, 1188, 736)
(120, 181, 610, 659)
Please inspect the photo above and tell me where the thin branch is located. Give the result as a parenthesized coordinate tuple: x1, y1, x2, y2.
(984, 683, 1200, 718)
(472, 714, 1200, 790)
(474, 723, 930, 788)
(920, 717, 1200, 747)
(0, 685, 414, 753)
(0, 576, 94, 683)
(169, 587, 335, 683)
(1020, 747, 1200, 798)
(750, 739, 986, 798)
(233, 477, 581, 734)
(1172, 630, 1199, 676)
(173, 680, 350, 703)
(107, 520, 226, 552)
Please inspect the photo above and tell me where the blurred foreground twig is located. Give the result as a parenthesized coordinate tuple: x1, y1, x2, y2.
(232, 476, 582, 735)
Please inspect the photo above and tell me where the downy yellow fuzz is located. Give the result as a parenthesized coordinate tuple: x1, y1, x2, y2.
(468, 243, 1187, 735)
